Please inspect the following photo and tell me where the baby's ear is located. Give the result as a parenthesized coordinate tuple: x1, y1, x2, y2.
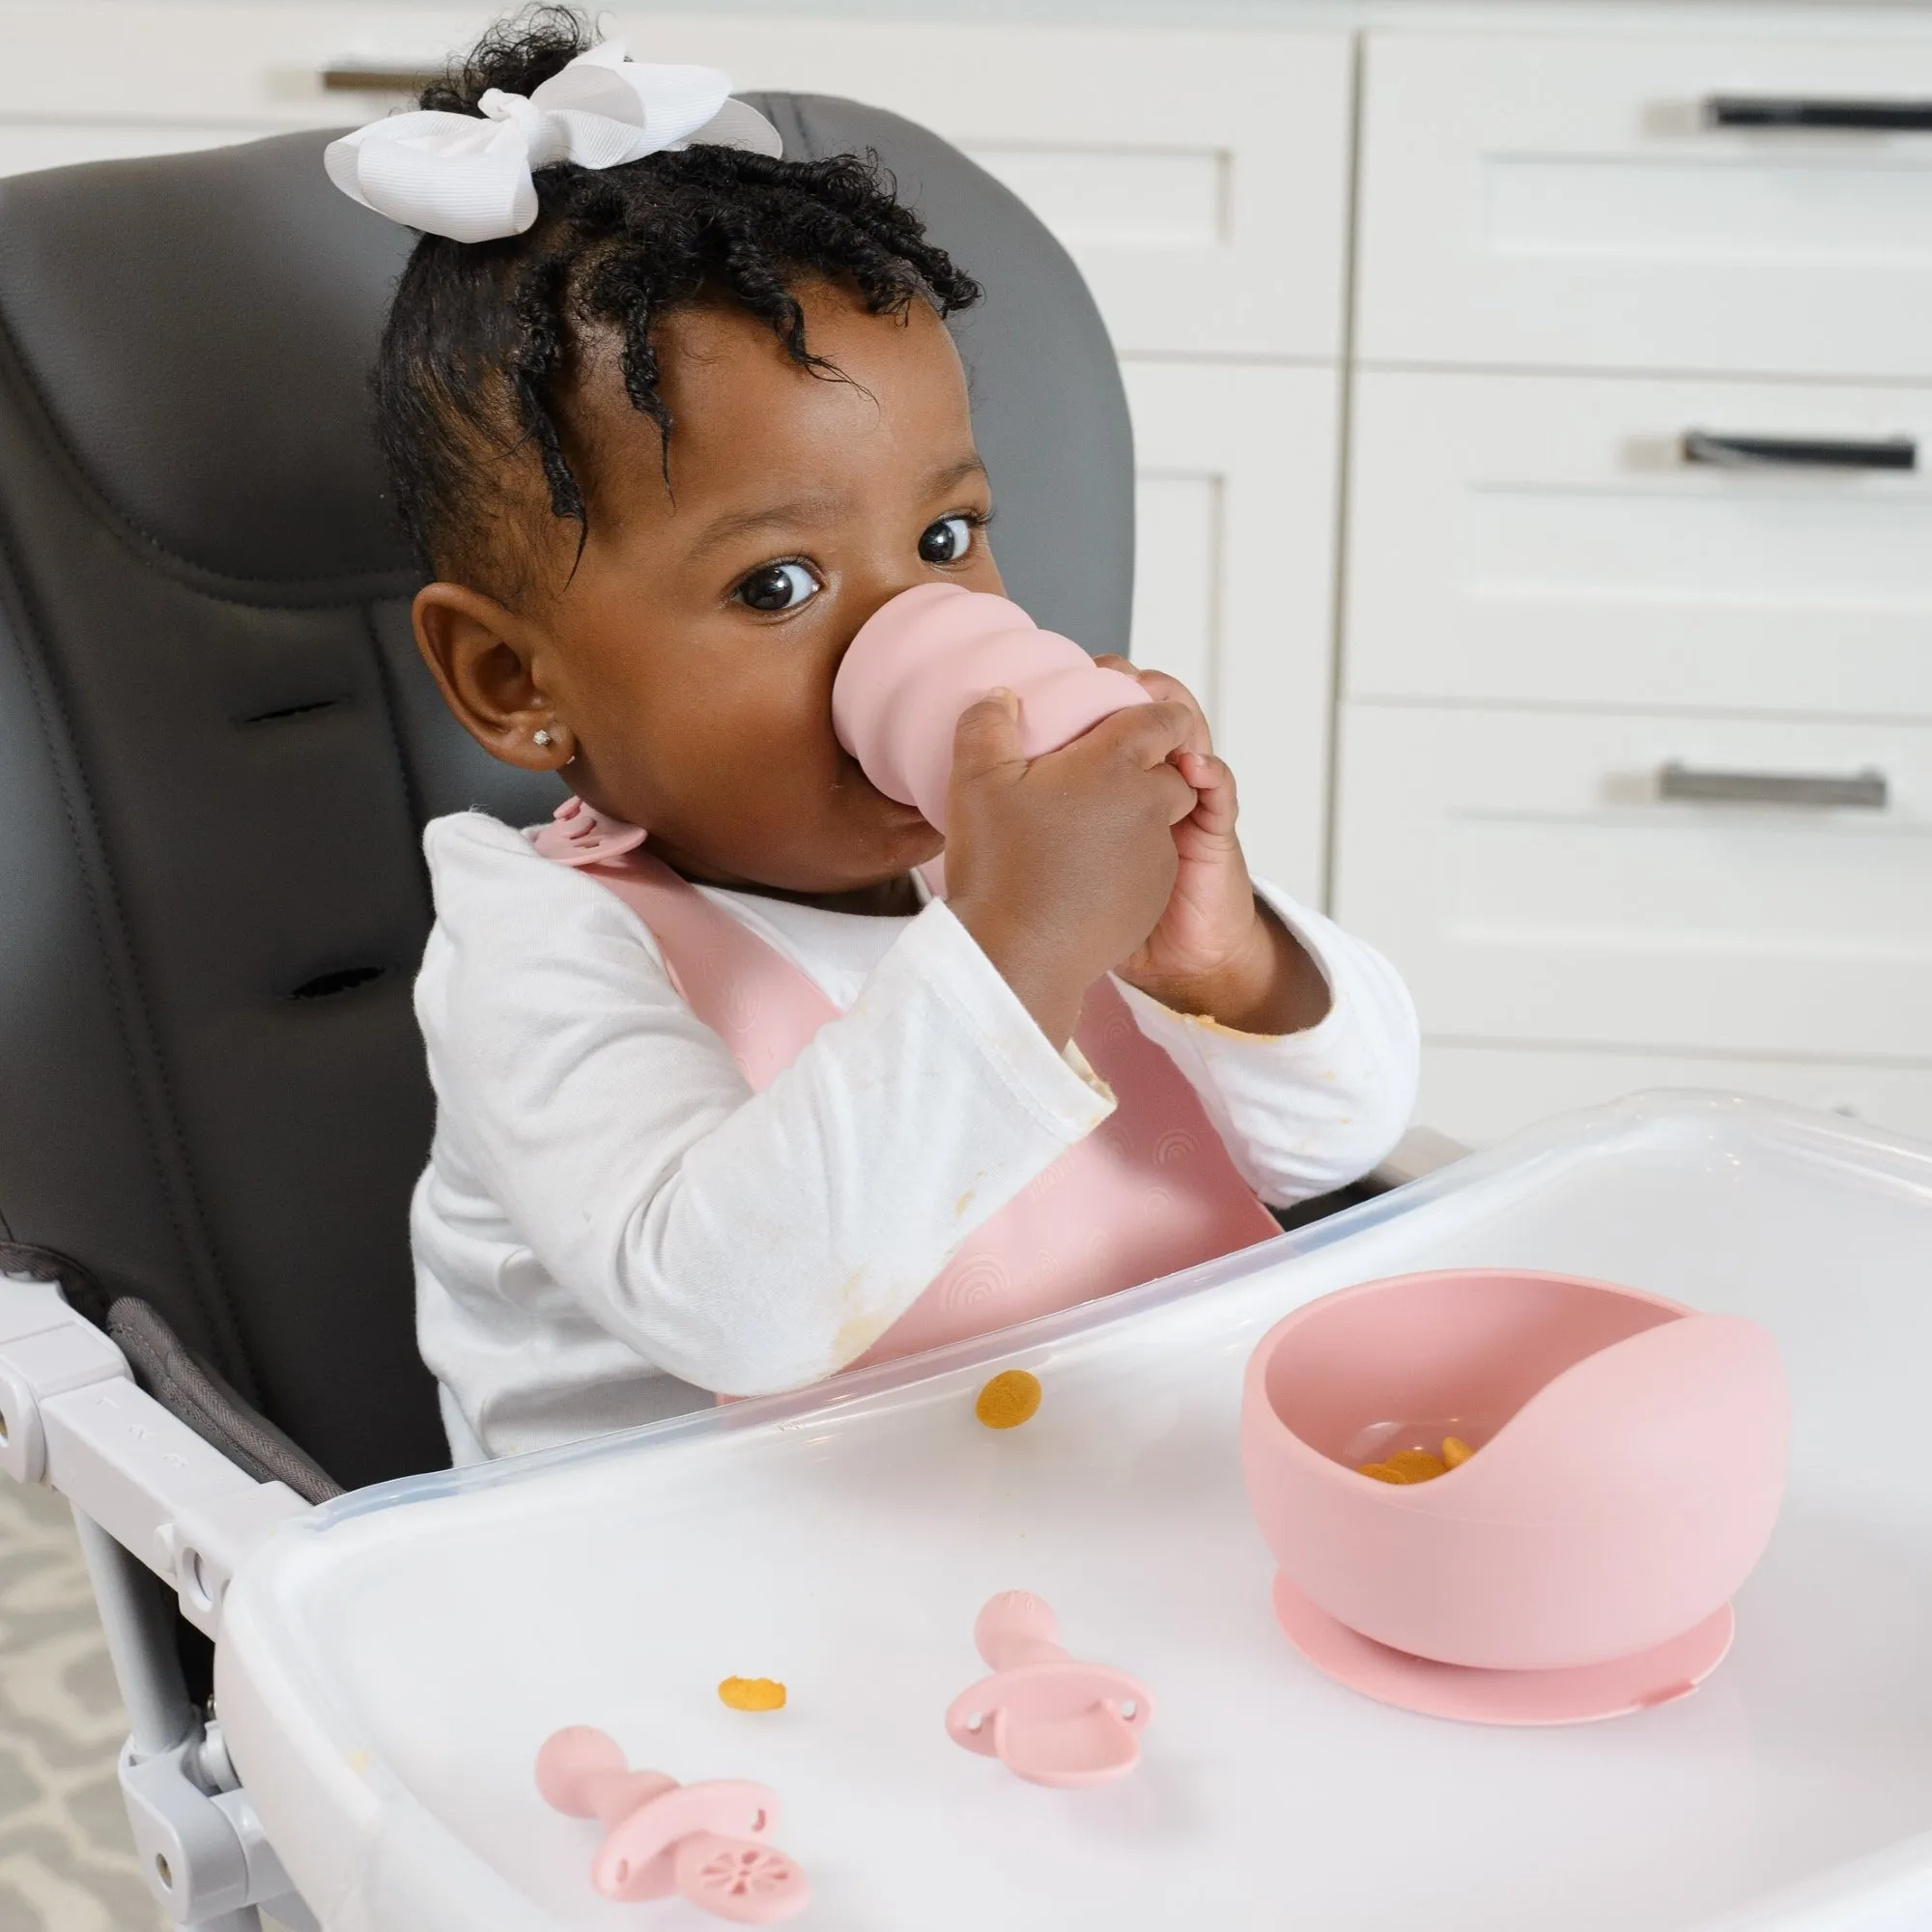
(412, 582, 570, 772)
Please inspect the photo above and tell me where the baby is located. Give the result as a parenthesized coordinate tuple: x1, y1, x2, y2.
(331, 11, 1419, 1463)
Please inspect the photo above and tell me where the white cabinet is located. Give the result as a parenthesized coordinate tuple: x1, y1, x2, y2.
(1125, 361, 1340, 905)
(1347, 16, 1932, 1147)
(582, 16, 1353, 359)
(1357, 30, 1932, 380)
(1333, 701, 1932, 1061)
(0, 7, 1353, 361)
(661, 19, 1356, 361)
(0, 4, 498, 161)
(1346, 369, 1932, 719)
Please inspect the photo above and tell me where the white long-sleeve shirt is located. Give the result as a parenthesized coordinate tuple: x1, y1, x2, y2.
(412, 810, 1419, 1462)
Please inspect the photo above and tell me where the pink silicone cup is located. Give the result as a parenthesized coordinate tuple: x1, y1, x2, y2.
(945, 1591, 1153, 1789)
(1239, 1269, 1790, 1675)
(534, 1727, 809, 1923)
(831, 582, 1152, 832)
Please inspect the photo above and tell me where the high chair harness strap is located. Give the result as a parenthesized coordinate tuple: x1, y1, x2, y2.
(531, 807, 1276, 1369)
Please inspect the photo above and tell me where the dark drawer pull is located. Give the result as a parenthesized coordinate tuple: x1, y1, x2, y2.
(1705, 95, 1932, 132)
(320, 65, 442, 95)
(1659, 762, 1889, 810)
(1682, 430, 1917, 471)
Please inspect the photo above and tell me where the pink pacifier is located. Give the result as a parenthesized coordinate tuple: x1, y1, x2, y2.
(945, 1592, 1153, 1788)
(832, 582, 1152, 832)
(535, 1726, 810, 1924)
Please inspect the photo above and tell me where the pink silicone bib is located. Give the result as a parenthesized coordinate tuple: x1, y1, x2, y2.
(530, 805, 1275, 1370)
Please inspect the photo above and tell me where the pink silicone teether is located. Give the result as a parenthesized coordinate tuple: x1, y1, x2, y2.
(944, 1592, 1153, 1788)
(832, 582, 1153, 832)
(535, 1726, 809, 1924)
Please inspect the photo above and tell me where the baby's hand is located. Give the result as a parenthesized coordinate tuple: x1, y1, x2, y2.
(944, 689, 1198, 1049)
(1096, 661, 1330, 1037)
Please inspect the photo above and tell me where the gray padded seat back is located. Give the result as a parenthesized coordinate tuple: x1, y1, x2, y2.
(0, 104, 1131, 1489)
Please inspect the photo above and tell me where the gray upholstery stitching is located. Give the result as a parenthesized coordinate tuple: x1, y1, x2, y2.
(0, 298, 413, 608)
(0, 475, 262, 1398)
(360, 602, 431, 849)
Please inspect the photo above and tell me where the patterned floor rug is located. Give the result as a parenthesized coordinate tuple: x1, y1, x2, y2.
(0, 1482, 167, 1932)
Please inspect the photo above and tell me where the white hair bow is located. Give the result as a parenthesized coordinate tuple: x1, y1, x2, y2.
(324, 41, 783, 243)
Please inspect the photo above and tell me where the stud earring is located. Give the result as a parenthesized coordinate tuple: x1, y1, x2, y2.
(533, 728, 555, 749)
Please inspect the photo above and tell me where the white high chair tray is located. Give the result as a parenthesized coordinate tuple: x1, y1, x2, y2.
(219, 1094, 1932, 1932)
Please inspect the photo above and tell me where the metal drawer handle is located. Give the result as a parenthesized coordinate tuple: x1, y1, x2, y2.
(1704, 95, 1932, 132)
(1682, 430, 1917, 471)
(1659, 762, 1889, 810)
(320, 64, 441, 94)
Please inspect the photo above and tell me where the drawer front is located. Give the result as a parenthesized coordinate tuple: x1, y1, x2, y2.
(1334, 703, 1932, 1061)
(1126, 361, 1340, 905)
(795, 23, 1354, 360)
(1420, 1044, 1932, 1149)
(1346, 370, 1932, 718)
(0, 7, 1353, 359)
(1358, 30, 1932, 379)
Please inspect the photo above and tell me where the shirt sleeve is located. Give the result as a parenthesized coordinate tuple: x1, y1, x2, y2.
(415, 814, 1113, 1397)
(1112, 882, 1421, 1208)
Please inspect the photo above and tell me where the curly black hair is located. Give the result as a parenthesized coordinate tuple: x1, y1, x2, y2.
(374, 5, 982, 594)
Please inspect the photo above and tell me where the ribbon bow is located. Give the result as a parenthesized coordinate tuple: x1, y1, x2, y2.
(324, 41, 782, 243)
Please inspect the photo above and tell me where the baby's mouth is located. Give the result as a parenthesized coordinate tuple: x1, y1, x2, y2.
(831, 738, 939, 840)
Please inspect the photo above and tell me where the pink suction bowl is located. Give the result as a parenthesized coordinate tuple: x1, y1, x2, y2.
(1239, 1269, 1790, 1701)
(831, 582, 1151, 832)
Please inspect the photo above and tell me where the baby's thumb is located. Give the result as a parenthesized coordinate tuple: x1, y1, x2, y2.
(951, 687, 1026, 784)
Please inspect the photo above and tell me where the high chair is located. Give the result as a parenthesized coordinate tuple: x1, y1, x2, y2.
(0, 96, 1451, 1929)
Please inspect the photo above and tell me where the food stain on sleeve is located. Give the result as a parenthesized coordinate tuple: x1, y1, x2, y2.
(830, 1268, 894, 1369)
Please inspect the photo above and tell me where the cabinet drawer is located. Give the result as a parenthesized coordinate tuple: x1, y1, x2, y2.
(1358, 30, 1932, 379)
(0, 7, 1353, 360)
(1419, 1044, 1932, 1149)
(1346, 370, 1932, 718)
(648, 18, 1352, 359)
(1334, 703, 1932, 1061)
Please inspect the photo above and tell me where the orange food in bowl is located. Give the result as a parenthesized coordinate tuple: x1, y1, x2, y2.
(1358, 1438, 1478, 1485)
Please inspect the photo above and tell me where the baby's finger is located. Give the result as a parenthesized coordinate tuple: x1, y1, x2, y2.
(1095, 659, 1211, 754)
(1153, 758, 1202, 827)
(1176, 750, 1239, 838)
(951, 688, 1027, 784)
(1087, 696, 1199, 769)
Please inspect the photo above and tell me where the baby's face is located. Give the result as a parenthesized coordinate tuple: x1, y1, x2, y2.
(535, 284, 1001, 895)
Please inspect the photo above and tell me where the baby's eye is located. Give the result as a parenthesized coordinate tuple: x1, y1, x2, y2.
(734, 560, 821, 612)
(919, 515, 976, 566)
